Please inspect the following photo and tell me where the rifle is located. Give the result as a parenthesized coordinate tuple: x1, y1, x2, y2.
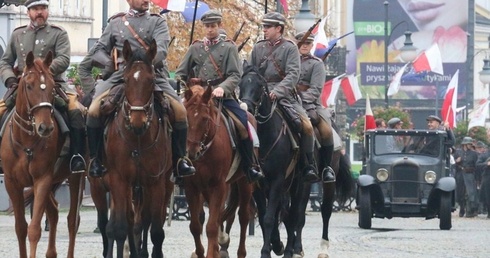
(169, 36, 175, 48)
(237, 36, 250, 52)
(297, 18, 321, 49)
(233, 21, 246, 42)
(321, 41, 337, 62)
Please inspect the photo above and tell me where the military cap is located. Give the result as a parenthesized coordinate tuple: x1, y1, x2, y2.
(426, 115, 442, 123)
(201, 10, 222, 24)
(387, 117, 402, 128)
(262, 12, 286, 26)
(25, 0, 50, 8)
(295, 31, 314, 43)
(461, 137, 473, 145)
(476, 141, 487, 148)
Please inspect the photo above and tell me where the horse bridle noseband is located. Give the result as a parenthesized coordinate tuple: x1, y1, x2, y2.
(240, 71, 276, 124)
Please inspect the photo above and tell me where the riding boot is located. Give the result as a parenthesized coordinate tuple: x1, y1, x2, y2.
(304, 151, 320, 183)
(69, 128, 87, 173)
(239, 138, 265, 183)
(87, 126, 107, 177)
(172, 128, 196, 178)
(320, 145, 336, 183)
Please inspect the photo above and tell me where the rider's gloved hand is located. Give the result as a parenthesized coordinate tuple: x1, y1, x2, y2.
(5, 77, 18, 88)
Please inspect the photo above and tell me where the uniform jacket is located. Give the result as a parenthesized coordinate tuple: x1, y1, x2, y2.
(297, 53, 325, 105)
(0, 23, 70, 88)
(249, 38, 300, 100)
(175, 38, 240, 99)
(91, 11, 171, 92)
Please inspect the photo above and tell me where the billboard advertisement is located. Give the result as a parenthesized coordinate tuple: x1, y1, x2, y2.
(345, 0, 469, 102)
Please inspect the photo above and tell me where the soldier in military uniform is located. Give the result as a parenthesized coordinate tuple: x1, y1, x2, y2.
(249, 12, 318, 182)
(0, 0, 86, 173)
(84, 0, 195, 178)
(174, 10, 264, 183)
(294, 31, 336, 183)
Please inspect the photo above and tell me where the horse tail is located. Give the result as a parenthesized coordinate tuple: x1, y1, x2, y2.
(335, 154, 355, 204)
(6, 182, 63, 214)
(221, 182, 239, 223)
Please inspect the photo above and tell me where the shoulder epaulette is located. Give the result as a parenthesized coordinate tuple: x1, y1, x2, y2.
(150, 13, 164, 18)
(108, 12, 126, 22)
(13, 25, 27, 32)
(256, 39, 268, 44)
(49, 24, 66, 31)
(223, 39, 236, 45)
(191, 40, 204, 45)
(283, 39, 296, 45)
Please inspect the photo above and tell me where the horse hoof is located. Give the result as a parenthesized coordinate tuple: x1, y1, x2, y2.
(218, 232, 230, 246)
(219, 250, 229, 258)
(190, 252, 198, 258)
(272, 241, 284, 256)
(292, 251, 304, 258)
(317, 254, 329, 258)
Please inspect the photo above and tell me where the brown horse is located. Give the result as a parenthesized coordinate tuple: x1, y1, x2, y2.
(183, 85, 254, 258)
(1, 51, 85, 258)
(103, 39, 172, 258)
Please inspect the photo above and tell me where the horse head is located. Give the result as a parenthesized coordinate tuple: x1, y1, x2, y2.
(238, 62, 268, 117)
(16, 51, 55, 137)
(122, 39, 157, 135)
(183, 85, 215, 161)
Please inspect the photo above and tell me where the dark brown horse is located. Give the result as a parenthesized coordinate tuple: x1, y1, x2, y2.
(103, 39, 172, 258)
(183, 85, 254, 258)
(1, 51, 85, 258)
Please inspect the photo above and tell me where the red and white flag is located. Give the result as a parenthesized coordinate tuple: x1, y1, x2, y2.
(468, 98, 489, 131)
(412, 44, 444, 75)
(441, 70, 459, 129)
(341, 74, 362, 106)
(364, 95, 376, 131)
(320, 74, 343, 107)
(151, 0, 186, 12)
(278, 0, 289, 15)
(387, 63, 409, 96)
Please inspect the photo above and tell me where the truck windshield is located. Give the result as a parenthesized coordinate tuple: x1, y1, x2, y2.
(374, 134, 441, 157)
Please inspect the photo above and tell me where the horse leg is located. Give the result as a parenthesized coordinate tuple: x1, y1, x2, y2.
(260, 180, 285, 258)
(44, 193, 59, 258)
(90, 179, 110, 257)
(149, 184, 165, 258)
(28, 180, 52, 258)
(125, 197, 138, 258)
(318, 182, 335, 258)
(204, 183, 228, 258)
(5, 181, 29, 258)
(185, 186, 205, 258)
(292, 182, 311, 258)
(236, 179, 253, 258)
(66, 173, 84, 258)
(106, 179, 131, 258)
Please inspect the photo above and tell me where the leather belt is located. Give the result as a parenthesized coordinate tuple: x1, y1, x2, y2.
(463, 167, 475, 173)
(189, 78, 224, 87)
(266, 78, 282, 83)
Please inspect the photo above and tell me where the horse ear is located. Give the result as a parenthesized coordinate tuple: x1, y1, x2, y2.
(147, 39, 157, 61)
(202, 85, 212, 103)
(122, 40, 132, 61)
(26, 51, 35, 68)
(184, 87, 193, 101)
(44, 51, 53, 67)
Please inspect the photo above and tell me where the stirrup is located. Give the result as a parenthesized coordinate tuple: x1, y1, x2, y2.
(322, 166, 336, 183)
(70, 154, 86, 173)
(176, 157, 196, 178)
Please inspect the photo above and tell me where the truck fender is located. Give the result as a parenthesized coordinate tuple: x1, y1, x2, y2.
(434, 177, 456, 192)
(357, 174, 376, 187)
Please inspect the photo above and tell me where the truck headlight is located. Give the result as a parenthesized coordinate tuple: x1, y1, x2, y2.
(425, 171, 437, 184)
(376, 168, 389, 182)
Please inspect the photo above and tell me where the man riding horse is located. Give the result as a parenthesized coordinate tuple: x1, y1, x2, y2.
(294, 31, 336, 183)
(249, 12, 320, 182)
(80, 0, 196, 179)
(174, 10, 264, 183)
(0, 0, 86, 174)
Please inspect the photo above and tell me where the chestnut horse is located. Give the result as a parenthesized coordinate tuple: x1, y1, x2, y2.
(183, 85, 254, 258)
(103, 39, 172, 258)
(1, 51, 85, 258)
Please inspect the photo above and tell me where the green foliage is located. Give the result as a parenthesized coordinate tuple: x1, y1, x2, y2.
(352, 105, 412, 141)
(66, 64, 101, 86)
(453, 120, 489, 146)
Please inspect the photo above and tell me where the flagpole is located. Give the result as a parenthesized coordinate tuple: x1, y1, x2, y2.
(188, 0, 199, 46)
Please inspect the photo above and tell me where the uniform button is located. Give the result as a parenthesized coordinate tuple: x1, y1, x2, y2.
(22, 54, 25, 57)
(21, 48, 24, 51)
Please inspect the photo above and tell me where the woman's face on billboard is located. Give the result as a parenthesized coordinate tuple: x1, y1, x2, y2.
(398, 0, 468, 31)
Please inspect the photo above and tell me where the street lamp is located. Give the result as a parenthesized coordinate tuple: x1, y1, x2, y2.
(294, 0, 316, 33)
(383, 1, 418, 108)
(479, 58, 490, 86)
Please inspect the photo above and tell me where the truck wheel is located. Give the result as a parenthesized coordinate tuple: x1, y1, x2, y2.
(439, 191, 452, 230)
(358, 187, 372, 229)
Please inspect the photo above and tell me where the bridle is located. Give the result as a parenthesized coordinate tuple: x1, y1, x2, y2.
(13, 69, 54, 136)
(240, 70, 276, 124)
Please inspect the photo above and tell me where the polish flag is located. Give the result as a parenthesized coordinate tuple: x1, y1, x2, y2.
(311, 16, 330, 58)
(278, 0, 289, 15)
(151, 0, 186, 12)
(341, 74, 362, 106)
(364, 95, 376, 131)
(320, 74, 343, 107)
(441, 70, 459, 129)
(468, 98, 489, 131)
(412, 44, 444, 75)
(387, 63, 409, 96)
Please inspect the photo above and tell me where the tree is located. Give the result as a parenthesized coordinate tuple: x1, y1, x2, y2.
(352, 105, 412, 141)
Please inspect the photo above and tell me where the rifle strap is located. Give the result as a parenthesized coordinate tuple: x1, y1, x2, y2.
(259, 39, 286, 79)
(122, 16, 149, 51)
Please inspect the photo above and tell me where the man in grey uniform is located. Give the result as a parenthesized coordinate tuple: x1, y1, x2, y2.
(294, 31, 335, 183)
(249, 12, 318, 182)
(83, 0, 195, 178)
(175, 10, 264, 183)
(0, 0, 86, 173)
